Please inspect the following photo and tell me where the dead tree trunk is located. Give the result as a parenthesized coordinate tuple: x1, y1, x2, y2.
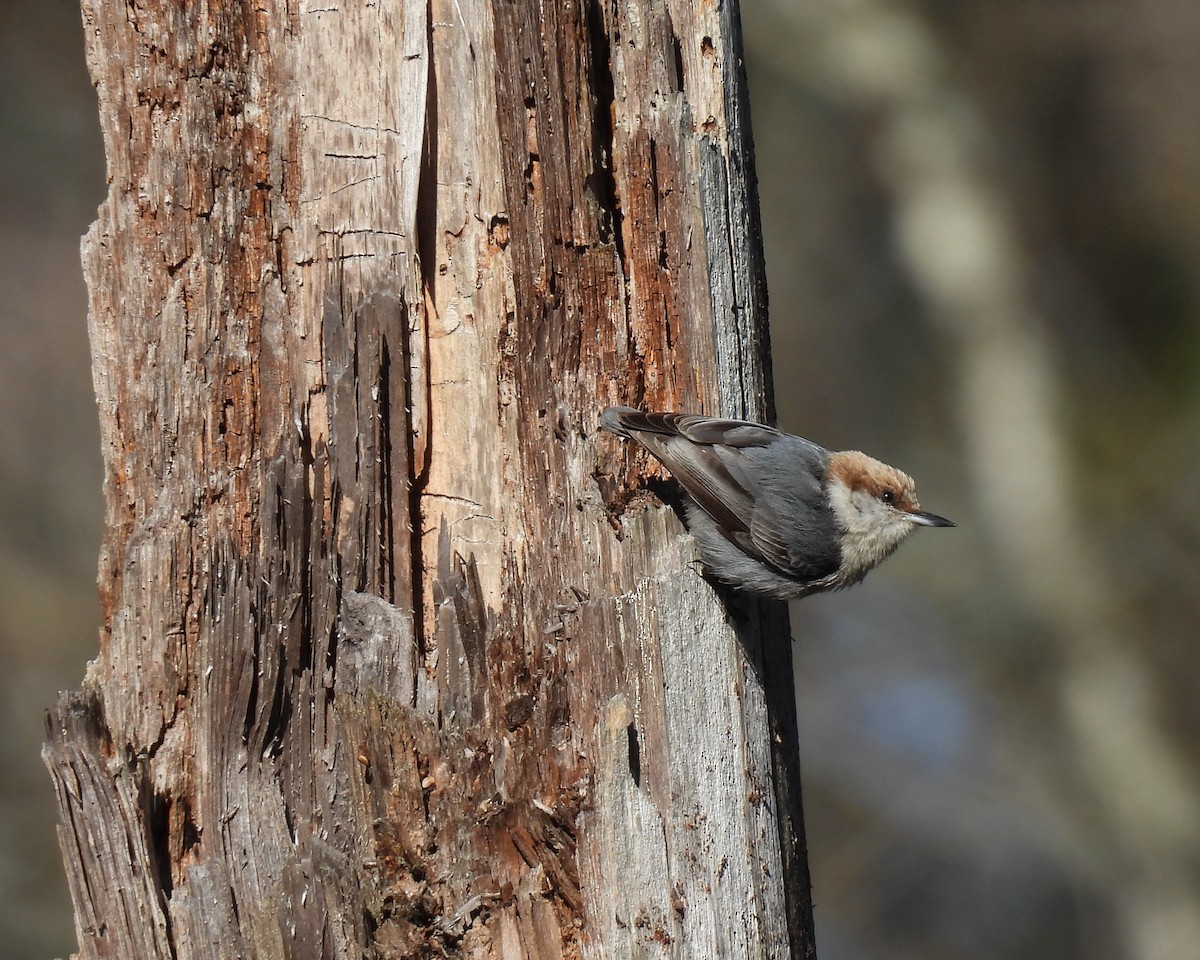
(45, 1, 815, 957)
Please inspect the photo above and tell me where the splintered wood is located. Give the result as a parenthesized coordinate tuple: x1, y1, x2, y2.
(45, 1, 813, 958)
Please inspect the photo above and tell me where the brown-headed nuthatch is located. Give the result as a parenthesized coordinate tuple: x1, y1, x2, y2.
(602, 407, 954, 599)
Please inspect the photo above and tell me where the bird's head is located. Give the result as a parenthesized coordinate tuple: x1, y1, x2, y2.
(824, 450, 954, 581)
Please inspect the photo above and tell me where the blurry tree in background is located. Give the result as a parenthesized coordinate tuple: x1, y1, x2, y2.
(4, 1, 1200, 959)
(745, 2, 1200, 959)
(0, 2, 104, 958)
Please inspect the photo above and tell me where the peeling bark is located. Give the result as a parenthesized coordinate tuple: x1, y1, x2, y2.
(45, 1, 814, 957)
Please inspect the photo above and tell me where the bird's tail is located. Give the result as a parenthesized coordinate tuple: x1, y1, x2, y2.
(600, 406, 683, 438)
(599, 406, 641, 438)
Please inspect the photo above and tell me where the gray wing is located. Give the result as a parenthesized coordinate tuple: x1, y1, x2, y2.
(602, 408, 841, 581)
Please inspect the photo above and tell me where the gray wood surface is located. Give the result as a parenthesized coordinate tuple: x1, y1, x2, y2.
(44, 1, 814, 957)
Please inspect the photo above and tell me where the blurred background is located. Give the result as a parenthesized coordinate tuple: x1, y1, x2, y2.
(746, 2, 1200, 959)
(0, 2, 104, 958)
(3, 1, 1198, 958)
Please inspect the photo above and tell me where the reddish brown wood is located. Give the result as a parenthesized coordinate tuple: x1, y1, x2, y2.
(44, 1, 814, 957)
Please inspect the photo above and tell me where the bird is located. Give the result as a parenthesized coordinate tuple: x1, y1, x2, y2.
(601, 406, 954, 599)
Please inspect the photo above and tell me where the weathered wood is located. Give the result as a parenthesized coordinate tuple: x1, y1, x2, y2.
(45, 1, 814, 958)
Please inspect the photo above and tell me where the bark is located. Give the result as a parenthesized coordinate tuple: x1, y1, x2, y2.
(45, 1, 814, 958)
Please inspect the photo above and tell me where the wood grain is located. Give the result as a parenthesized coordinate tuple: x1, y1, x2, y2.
(44, 1, 814, 957)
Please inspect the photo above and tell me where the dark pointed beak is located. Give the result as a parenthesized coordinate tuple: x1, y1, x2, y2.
(909, 510, 956, 528)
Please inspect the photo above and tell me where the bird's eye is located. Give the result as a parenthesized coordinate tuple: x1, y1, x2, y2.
(880, 489, 896, 505)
